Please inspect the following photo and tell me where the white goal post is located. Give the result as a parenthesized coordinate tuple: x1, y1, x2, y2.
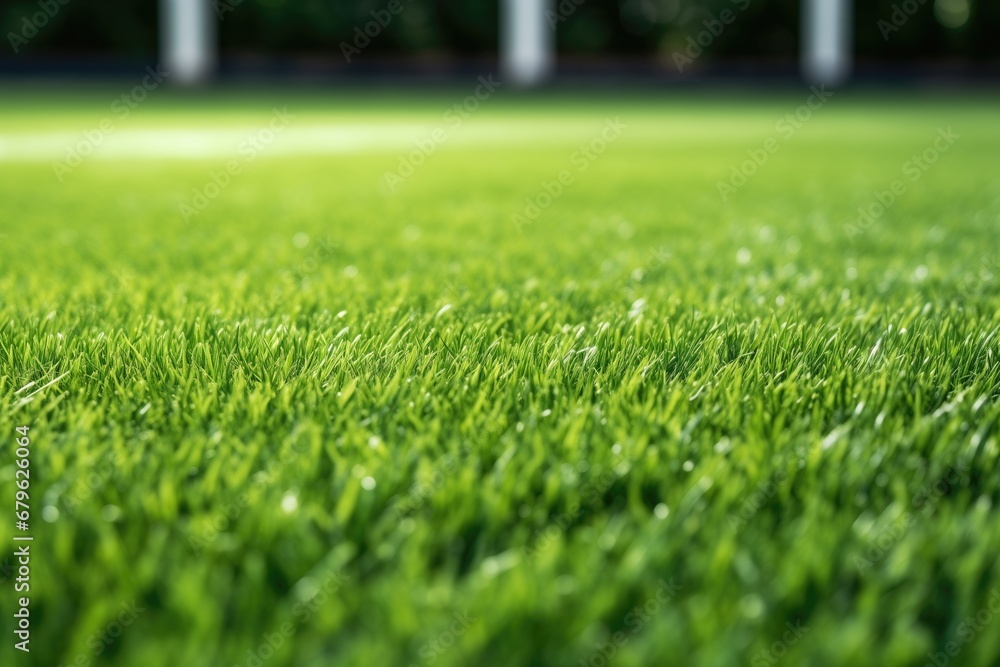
(802, 0, 852, 86)
(500, 0, 555, 87)
(160, 0, 216, 85)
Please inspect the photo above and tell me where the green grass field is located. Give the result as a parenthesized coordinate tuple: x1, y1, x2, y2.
(1, 89, 999, 667)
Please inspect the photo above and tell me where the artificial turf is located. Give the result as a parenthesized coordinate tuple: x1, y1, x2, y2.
(0, 88, 999, 667)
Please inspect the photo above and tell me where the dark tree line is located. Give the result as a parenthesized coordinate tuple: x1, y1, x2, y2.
(1, 0, 996, 63)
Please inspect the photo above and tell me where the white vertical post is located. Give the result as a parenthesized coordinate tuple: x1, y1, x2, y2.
(802, 0, 852, 86)
(501, 0, 554, 87)
(160, 0, 216, 85)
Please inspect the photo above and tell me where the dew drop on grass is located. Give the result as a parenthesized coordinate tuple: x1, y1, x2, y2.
(714, 438, 732, 454)
(101, 505, 122, 522)
(740, 595, 765, 619)
(361, 476, 377, 491)
(293, 577, 319, 603)
(556, 575, 577, 595)
(628, 298, 647, 318)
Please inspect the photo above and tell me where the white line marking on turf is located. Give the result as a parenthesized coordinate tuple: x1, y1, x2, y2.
(0, 124, 595, 162)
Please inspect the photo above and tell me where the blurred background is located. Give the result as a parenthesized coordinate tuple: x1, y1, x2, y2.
(0, 0, 997, 86)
